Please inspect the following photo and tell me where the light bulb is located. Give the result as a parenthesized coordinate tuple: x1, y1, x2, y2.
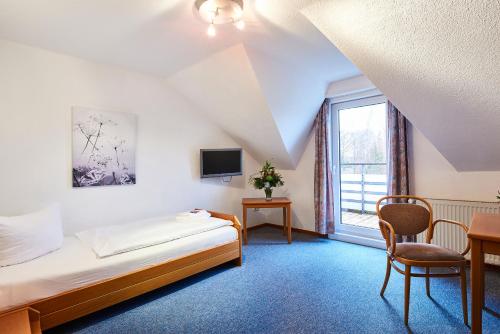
(235, 20, 245, 30)
(207, 24, 216, 37)
(208, 10, 216, 22)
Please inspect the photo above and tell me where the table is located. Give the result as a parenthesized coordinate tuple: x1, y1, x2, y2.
(242, 197, 292, 245)
(468, 213, 500, 334)
(0, 307, 41, 334)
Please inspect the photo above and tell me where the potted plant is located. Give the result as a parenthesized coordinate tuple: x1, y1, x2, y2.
(249, 160, 284, 200)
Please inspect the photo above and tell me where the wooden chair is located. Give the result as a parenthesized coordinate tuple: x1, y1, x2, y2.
(376, 195, 469, 326)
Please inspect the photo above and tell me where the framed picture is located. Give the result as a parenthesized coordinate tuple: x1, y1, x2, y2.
(72, 107, 137, 187)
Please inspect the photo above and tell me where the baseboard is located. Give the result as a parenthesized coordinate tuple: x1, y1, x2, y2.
(247, 223, 327, 238)
(328, 232, 386, 249)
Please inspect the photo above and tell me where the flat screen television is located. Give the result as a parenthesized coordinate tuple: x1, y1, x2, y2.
(200, 148, 242, 178)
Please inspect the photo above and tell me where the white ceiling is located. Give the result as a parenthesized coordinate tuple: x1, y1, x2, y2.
(303, 0, 500, 171)
(0, 0, 359, 167)
(3, 1, 496, 171)
(0, 0, 357, 79)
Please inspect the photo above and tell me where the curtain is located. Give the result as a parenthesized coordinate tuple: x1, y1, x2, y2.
(314, 98, 335, 234)
(387, 101, 413, 242)
(388, 101, 409, 197)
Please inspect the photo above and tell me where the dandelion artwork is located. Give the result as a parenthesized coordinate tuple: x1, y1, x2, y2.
(72, 107, 137, 187)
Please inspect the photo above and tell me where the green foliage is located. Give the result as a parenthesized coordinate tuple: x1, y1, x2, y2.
(249, 160, 284, 189)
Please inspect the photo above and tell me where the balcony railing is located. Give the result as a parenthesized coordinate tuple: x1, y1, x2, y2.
(340, 162, 387, 214)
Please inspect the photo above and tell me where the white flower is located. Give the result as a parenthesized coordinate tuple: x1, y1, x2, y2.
(79, 168, 105, 186)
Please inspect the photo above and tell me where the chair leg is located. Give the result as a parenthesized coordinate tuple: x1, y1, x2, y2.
(404, 265, 412, 326)
(380, 256, 391, 296)
(425, 267, 431, 297)
(460, 264, 468, 325)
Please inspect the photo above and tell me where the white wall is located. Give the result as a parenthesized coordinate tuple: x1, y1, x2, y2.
(230, 129, 317, 231)
(243, 130, 316, 232)
(326, 74, 376, 98)
(269, 132, 316, 231)
(0, 39, 263, 234)
(3, 41, 495, 238)
(409, 126, 500, 202)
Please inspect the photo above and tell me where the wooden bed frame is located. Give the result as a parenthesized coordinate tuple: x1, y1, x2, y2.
(0, 210, 242, 331)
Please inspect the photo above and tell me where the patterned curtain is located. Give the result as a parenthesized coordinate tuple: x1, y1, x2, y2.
(314, 99, 335, 234)
(387, 101, 414, 242)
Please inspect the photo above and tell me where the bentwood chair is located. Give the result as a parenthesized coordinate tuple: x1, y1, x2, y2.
(376, 195, 469, 326)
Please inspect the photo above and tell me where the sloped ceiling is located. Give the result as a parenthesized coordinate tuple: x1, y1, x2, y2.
(0, 0, 359, 169)
(167, 44, 293, 168)
(244, 45, 332, 167)
(302, 0, 500, 171)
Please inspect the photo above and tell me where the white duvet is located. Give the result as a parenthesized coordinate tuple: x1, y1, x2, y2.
(76, 215, 233, 258)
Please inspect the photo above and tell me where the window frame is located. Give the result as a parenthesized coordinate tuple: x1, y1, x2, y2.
(328, 94, 388, 248)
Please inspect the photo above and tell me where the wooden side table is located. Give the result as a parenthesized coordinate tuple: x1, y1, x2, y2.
(242, 197, 292, 244)
(0, 307, 41, 334)
(468, 213, 500, 334)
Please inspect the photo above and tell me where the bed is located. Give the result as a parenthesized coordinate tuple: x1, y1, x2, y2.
(0, 210, 242, 331)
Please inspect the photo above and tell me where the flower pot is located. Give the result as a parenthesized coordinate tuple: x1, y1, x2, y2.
(264, 187, 273, 201)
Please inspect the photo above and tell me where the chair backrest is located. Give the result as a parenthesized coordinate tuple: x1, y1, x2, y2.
(376, 195, 433, 237)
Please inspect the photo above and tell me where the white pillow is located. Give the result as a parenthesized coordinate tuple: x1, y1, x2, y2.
(0, 204, 63, 267)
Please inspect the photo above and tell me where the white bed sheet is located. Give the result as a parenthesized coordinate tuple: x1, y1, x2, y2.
(0, 226, 237, 311)
(76, 216, 232, 258)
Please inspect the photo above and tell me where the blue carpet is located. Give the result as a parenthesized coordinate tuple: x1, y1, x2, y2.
(48, 227, 500, 333)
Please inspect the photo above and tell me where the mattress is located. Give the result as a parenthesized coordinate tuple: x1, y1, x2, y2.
(0, 225, 237, 311)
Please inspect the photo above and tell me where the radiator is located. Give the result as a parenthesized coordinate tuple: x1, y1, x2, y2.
(416, 198, 500, 265)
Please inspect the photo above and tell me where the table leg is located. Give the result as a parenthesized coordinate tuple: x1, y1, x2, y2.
(243, 206, 248, 245)
(481, 253, 485, 310)
(287, 204, 292, 244)
(471, 238, 484, 334)
(282, 207, 286, 236)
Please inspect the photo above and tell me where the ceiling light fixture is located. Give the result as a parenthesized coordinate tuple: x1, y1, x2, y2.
(235, 19, 245, 30)
(207, 23, 216, 37)
(195, 0, 245, 37)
